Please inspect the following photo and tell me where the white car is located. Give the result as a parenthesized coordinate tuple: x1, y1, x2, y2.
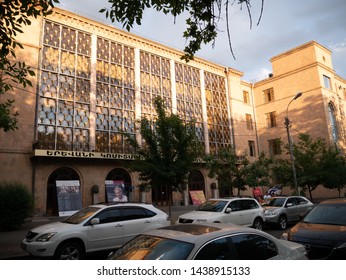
(177, 198, 265, 230)
(21, 203, 170, 259)
(109, 223, 307, 260)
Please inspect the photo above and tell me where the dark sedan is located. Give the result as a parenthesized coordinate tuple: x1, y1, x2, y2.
(282, 198, 346, 259)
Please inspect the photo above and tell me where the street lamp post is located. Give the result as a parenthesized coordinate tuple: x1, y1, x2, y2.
(285, 92, 302, 195)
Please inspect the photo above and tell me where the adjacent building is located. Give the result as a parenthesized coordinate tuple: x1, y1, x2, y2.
(1, 8, 345, 215)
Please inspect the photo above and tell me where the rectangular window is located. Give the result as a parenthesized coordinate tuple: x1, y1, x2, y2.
(266, 111, 277, 128)
(248, 141, 256, 157)
(263, 88, 274, 103)
(246, 114, 253, 130)
(323, 75, 332, 90)
(243, 91, 250, 104)
(268, 139, 281, 156)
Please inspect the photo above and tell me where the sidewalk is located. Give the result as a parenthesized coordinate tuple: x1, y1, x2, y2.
(0, 205, 196, 260)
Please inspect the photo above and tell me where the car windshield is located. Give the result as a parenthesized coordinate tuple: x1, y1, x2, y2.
(303, 203, 346, 225)
(109, 235, 194, 260)
(62, 206, 100, 224)
(262, 197, 286, 207)
(196, 200, 228, 212)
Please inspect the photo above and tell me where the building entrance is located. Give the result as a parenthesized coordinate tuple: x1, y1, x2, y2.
(46, 167, 80, 216)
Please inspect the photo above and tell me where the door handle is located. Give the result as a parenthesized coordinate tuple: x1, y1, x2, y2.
(115, 224, 123, 227)
(144, 220, 151, 223)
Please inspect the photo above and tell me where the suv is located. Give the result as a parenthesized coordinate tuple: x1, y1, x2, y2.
(177, 198, 265, 230)
(21, 203, 170, 259)
(262, 196, 313, 229)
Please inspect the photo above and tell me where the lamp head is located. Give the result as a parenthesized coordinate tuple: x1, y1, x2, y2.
(294, 92, 303, 100)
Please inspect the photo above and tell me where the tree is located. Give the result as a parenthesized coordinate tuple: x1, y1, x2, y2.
(292, 133, 326, 201)
(205, 147, 249, 197)
(271, 157, 293, 187)
(242, 152, 272, 189)
(0, 0, 58, 132)
(126, 96, 201, 217)
(100, 0, 264, 61)
(320, 146, 346, 197)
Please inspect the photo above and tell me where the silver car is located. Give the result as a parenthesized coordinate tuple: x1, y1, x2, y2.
(262, 196, 314, 229)
(109, 223, 307, 260)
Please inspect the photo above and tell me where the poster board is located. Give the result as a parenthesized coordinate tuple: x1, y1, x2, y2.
(56, 180, 82, 216)
(105, 180, 128, 202)
(189, 190, 206, 205)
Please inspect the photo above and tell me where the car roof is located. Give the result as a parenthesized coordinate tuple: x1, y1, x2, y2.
(141, 223, 269, 244)
(319, 198, 346, 204)
(88, 202, 160, 209)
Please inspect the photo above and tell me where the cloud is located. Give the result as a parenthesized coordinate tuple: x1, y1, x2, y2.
(56, 0, 346, 81)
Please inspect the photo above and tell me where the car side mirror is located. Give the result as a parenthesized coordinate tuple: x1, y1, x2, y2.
(225, 208, 232, 214)
(286, 203, 293, 208)
(90, 218, 100, 225)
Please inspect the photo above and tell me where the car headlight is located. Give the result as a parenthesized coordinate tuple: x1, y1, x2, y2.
(264, 210, 277, 216)
(36, 232, 57, 242)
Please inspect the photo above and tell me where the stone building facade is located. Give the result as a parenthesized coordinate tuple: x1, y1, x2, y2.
(1, 8, 345, 215)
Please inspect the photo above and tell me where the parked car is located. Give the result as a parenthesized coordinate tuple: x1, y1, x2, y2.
(108, 223, 307, 260)
(282, 198, 346, 259)
(262, 196, 314, 229)
(177, 198, 265, 230)
(21, 203, 170, 260)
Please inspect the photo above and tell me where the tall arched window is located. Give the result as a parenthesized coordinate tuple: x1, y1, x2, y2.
(328, 102, 338, 144)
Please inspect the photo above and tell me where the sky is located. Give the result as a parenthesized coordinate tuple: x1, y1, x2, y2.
(57, 0, 346, 82)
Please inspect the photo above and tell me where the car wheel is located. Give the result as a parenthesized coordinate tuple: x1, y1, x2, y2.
(54, 241, 84, 260)
(278, 215, 287, 230)
(252, 218, 263, 231)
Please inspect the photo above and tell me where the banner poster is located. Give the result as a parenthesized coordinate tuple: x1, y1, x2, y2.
(56, 180, 82, 217)
(105, 180, 128, 202)
(189, 190, 206, 205)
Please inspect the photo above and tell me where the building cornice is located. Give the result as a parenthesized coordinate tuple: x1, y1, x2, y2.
(254, 60, 337, 87)
(270, 40, 331, 63)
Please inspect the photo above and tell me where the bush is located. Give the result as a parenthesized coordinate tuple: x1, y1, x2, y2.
(0, 182, 34, 230)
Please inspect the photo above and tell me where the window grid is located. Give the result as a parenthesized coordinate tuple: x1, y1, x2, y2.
(175, 63, 204, 143)
(205, 72, 230, 154)
(38, 21, 91, 151)
(96, 37, 135, 153)
(140, 51, 172, 121)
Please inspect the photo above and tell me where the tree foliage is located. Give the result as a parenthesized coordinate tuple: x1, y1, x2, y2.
(320, 146, 346, 197)
(205, 147, 249, 196)
(126, 96, 202, 213)
(100, 0, 264, 61)
(206, 149, 274, 197)
(0, 0, 58, 132)
(0, 181, 34, 230)
(242, 152, 272, 188)
(292, 133, 326, 200)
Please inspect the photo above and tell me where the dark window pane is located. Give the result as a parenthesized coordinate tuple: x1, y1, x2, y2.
(230, 234, 278, 260)
(195, 237, 235, 260)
